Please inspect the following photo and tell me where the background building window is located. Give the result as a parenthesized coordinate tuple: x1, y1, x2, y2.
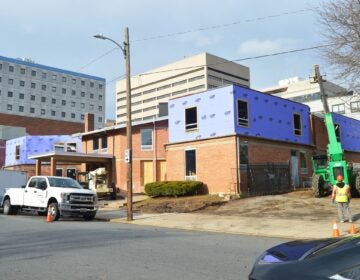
(93, 137, 99, 151)
(293, 113, 302, 136)
(141, 128, 153, 150)
(101, 135, 107, 150)
(185, 149, 196, 180)
(350, 101, 360, 113)
(332, 103, 345, 114)
(300, 151, 307, 174)
(237, 100, 249, 127)
(185, 107, 198, 131)
(15, 145, 20, 160)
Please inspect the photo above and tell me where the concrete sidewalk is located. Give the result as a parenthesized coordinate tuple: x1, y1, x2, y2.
(96, 203, 359, 240)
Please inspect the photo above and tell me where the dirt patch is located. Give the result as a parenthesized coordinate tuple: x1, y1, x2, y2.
(131, 195, 227, 213)
(130, 190, 360, 222)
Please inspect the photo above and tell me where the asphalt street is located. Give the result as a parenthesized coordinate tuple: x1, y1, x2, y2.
(0, 214, 286, 280)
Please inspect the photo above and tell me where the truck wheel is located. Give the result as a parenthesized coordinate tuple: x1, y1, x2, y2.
(83, 212, 96, 221)
(3, 199, 18, 215)
(48, 202, 60, 221)
(312, 174, 325, 198)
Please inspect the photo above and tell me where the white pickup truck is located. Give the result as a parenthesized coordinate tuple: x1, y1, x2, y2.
(1, 176, 98, 221)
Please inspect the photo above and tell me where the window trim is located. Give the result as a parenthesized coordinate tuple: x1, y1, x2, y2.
(140, 128, 153, 151)
(293, 113, 302, 136)
(185, 149, 196, 181)
(185, 106, 198, 132)
(236, 99, 249, 127)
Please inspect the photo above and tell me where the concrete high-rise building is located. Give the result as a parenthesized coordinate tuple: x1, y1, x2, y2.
(263, 76, 360, 120)
(116, 52, 250, 124)
(0, 55, 106, 130)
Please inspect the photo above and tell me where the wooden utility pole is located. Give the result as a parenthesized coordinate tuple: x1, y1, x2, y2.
(312, 64, 330, 113)
(124, 27, 133, 221)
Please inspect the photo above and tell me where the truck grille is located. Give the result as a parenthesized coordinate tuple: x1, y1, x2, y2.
(69, 193, 94, 204)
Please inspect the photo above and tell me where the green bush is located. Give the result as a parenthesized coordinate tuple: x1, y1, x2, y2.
(145, 181, 203, 197)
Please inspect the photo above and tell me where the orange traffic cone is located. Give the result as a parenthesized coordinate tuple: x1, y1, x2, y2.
(349, 224, 359, 235)
(46, 210, 53, 223)
(332, 221, 340, 237)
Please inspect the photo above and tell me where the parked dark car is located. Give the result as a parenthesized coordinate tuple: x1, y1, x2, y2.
(249, 234, 360, 280)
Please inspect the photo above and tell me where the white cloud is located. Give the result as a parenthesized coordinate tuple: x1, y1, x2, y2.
(237, 39, 300, 55)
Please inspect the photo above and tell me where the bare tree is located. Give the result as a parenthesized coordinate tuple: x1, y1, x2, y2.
(316, 0, 360, 92)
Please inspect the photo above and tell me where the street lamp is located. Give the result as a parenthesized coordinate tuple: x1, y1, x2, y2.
(94, 28, 133, 221)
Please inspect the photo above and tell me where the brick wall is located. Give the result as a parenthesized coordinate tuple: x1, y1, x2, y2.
(0, 113, 84, 135)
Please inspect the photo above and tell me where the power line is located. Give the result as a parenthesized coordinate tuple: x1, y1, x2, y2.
(138, 43, 332, 77)
(131, 7, 315, 42)
(79, 7, 315, 71)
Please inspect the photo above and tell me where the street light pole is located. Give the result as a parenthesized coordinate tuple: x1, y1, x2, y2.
(94, 27, 133, 221)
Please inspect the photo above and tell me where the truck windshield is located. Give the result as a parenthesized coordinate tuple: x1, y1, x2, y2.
(48, 177, 82, 189)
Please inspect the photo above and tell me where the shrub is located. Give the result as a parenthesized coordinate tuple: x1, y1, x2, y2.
(145, 181, 203, 197)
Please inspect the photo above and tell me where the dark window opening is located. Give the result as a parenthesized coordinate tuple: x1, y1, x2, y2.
(293, 113, 302, 136)
(237, 100, 249, 127)
(185, 107, 198, 131)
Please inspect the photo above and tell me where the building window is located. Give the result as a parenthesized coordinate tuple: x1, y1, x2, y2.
(66, 143, 77, 152)
(62, 100, 66, 106)
(51, 110, 56, 116)
(52, 86, 56, 92)
(31, 70, 36, 77)
(42, 84, 47, 90)
(98, 117, 103, 123)
(93, 137, 99, 151)
(9, 65, 14, 72)
(185, 107, 198, 131)
(239, 141, 248, 165)
(172, 80, 187, 87)
(300, 151, 307, 174)
(72, 78, 76, 85)
(8, 78, 13, 85)
(71, 113, 75, 119)
(72, 90, 76, 96)
(30, 108, 35, 113)
(98, 106, 103, 111)
(80, 114, 84, 120)
(62, 88, 66, 94)
(20, 80, 25, 87)
(81, 91, 85, 97)
(19, 106, 24, 112)
(52, 98, 56, 104)
(71, 101, 76, 107)
(62, 76, 67, 83)
(15, 145, 20, 160)
(101, 135, 107, 149)
(90, 82, 94, 88)
(185, 149, 196, 180)
(54, 143, 65, 152)
(31, 82, 36, 89)
(56, 169, 63, 176)
(188, 84, 205, 92)
(41, 109, 46, 115)
(99, 84, 103, 89)
(99, 95, 103, 100)
(7, 104, 12, 111)
(90, 93, 94, 99)
(31, 95, 35, 101)
(188, 75, 205, 82)
(350, 101, 360, 113)
(52, 74, 57, 80)
(332, 103, 345, 114)
(8, 91, 13, 97)
(140, 128, 153, 150)
(19, 93, 25, 99)
(20, 68, 25, 74)
(90, 104, 94, 110)
(0, 64, 3, 70)
(237, 99, 249, 127)
(80, 103, 85, 108)
(41, 97, 46, 102)
(42, 72, 47, 79)
(61, 112, 66, 118)
(81, 80, 85, 86)
(293, 113, 302, 136)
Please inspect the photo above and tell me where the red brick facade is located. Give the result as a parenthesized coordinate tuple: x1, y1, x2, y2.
(0, 113, 84, 135)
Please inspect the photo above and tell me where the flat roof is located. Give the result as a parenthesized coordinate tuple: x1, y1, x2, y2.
(29, 151, 113, 164)
(0, 55, 105, 82)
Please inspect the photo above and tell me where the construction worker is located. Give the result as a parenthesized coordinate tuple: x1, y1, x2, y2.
(331, 175, 352, 223)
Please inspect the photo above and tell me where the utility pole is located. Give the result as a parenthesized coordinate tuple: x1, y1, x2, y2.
(93, 27, 133, 221)
(124, 27, 133, 221)
(312, 64, 330, 113)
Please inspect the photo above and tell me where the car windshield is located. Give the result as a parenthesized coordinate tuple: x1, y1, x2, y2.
(306, 235, 360, 259)
(48, 177, 82, 189)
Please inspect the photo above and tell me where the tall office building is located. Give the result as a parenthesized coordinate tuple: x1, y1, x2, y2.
(263, 76, 360, 120)
(116, 52, 250, 124)
(0, 55, 106, 130)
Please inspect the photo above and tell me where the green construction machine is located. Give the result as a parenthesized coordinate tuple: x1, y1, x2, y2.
(311, 112, 360, 197)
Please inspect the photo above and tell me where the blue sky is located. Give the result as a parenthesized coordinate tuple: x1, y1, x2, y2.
(1, 0, 329, 120)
